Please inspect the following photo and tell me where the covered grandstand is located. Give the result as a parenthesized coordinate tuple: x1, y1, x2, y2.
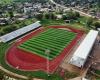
(0, 21, 41, 43)
(69, 30, 98, 67)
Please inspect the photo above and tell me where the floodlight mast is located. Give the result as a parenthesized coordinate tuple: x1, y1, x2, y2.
(45, 49, 50, 76)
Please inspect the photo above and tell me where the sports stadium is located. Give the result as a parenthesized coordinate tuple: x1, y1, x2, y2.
(2, 22, 84, 73)
(0, 21, 99, 80)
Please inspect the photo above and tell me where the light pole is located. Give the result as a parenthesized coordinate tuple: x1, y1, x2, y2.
(45, 49, 50, 76)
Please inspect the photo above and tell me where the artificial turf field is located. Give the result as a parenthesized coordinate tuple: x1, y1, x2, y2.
(6, 26, 84, 73)
(18, 28, 76, 60)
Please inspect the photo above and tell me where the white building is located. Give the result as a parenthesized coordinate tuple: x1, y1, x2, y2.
(69, 30, 98, 67)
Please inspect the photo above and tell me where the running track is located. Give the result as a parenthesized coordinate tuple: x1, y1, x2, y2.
(6, 26, 84, 73)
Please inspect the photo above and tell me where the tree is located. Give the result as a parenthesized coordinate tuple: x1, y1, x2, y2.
(66, 11, 74, 19)
(0, 70, 4, 80)
(0, 0, 13, 5)
(50, 13, 56, 20)
(36, 13, 43, 20)
(96, 1, 100, 11)
(86, 17, 93, 27)
(94, 22, 100, 30)
(65, 11, 79, 20)
(8, 11, 14, 19)
(74, 12, 80, 18)
(62, 15, 67, 20)
(3, 25, 17, 34)
(45, 13, 56, 20)
(45, 13, 50, 19)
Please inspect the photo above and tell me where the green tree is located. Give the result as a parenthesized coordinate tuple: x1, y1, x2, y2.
(50, 13, 56, 20)
(0, 0, 13, 5)
(66, 11, 73, 19)
(62, 15, 67, 20)
(0, 70, 4, 80)
(8, 11, 14, 19)
(86, 17, 93, 27)
(36, 13, 43, 20)
(3, 25, 17, 34)
(94, 22, 100, 30)
(74, 12, 80, 18)
(66, 11, 78, 20)
(96, 1, 100, 11)
(45, 13, 50, 19)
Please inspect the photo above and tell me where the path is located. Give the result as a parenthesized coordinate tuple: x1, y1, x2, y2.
(0, 66, 28, 79)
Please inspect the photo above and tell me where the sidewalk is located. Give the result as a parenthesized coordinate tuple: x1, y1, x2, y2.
(68, 77, 82, 80)
(0, 66, 28, 79)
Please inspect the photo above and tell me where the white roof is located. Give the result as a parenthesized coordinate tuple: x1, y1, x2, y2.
(74, 30, 98, 59)
(69, 30, 98, 67)
(0, 21, 41, 43)
(97, 28, 100, 31)
(82, 78, 89, 80)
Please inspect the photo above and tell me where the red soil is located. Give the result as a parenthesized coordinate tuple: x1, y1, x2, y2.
(6, 26, 84, 73)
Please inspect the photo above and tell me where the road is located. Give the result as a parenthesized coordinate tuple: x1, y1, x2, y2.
(49, 0, 100, 20)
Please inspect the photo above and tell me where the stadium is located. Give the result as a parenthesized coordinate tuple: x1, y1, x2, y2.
(1, 22, 84, 73)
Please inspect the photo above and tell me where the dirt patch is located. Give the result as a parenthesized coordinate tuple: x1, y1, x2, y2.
(59, 28, 71, 31)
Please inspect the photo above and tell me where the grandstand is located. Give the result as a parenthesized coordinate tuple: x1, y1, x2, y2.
(18, 28, 76, 60)
(69, 30, 98, 67)
(0, 21, 41, 43)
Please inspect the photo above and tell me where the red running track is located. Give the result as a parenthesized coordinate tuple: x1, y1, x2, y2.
(6, 26, 84, 73)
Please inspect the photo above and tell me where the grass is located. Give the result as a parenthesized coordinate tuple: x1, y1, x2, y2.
(64, 71, 79, 79)
(96, 77, 100, 80)
(18, 28, 76, 60)
(40, 19, 89, 32)
(41, 19, 67, 27)
(95, 70, 100, 75)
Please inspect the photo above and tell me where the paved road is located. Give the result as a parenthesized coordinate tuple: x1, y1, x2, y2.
(49, 0, 100, 20)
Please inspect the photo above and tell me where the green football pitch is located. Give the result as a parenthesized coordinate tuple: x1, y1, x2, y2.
(18, 28, 76, 60)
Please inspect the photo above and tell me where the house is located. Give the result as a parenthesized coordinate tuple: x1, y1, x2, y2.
(0, 18, 8, 25)
(14, 14, 27, 21)
(56, 15, 62, 19)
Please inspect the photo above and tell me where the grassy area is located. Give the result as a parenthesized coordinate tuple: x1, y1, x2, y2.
(64, 71, 79, 79)
(18, 28, 76, 60)
(41, 19, 67, 27)
(95, 70, 100, 75)
(96, 77, 100, 80)
(40, 19, 89, 32)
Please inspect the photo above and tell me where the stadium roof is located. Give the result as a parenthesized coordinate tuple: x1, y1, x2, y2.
(69, 30, 98, 67)
(0, 21, 41, 43)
